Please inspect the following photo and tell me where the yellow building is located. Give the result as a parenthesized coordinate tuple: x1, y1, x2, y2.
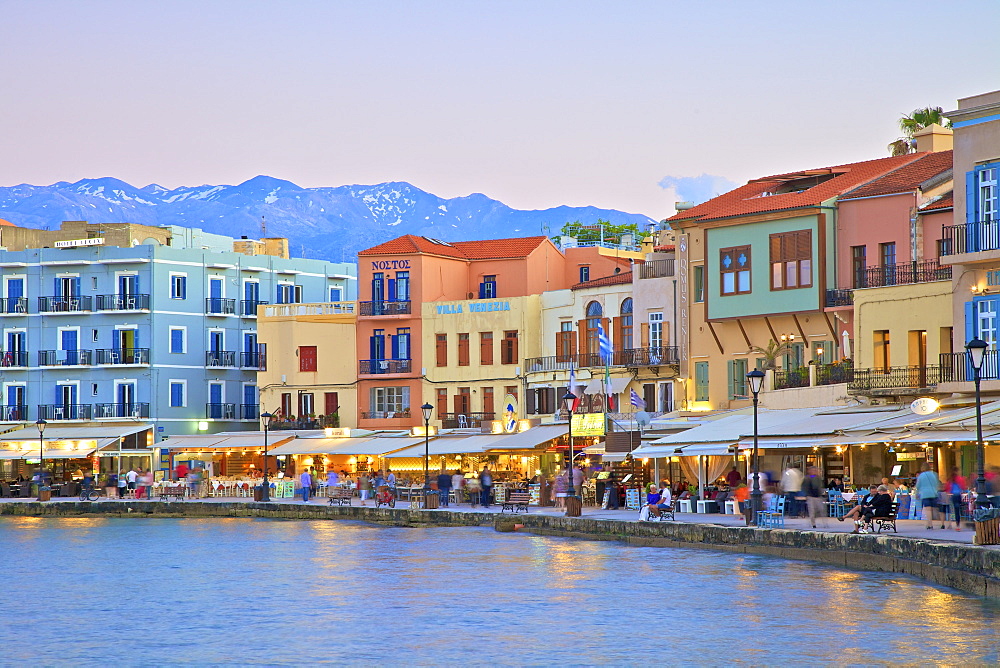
(257, 302, 358, 427)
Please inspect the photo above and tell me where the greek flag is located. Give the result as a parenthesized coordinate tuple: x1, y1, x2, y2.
(630, 388, 645, 409)
(597, 322, 613, 364)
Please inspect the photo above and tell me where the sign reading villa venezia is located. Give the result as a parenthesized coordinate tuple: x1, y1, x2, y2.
(436, 301, 511, 314)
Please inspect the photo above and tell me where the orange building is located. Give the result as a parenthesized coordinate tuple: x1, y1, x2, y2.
(355, 235, 633, 430)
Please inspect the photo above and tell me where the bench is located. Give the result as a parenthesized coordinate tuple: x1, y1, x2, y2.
(327, 487, 353, 506)
(159, 486, 186, 502)
(500, 490, 530, 514)
(646, 503, 675, 521)
(871, 502, 898, 534)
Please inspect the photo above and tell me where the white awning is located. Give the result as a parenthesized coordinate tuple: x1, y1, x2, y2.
(583, 378, 632, 395)
(0, 445, 100, 459)
(486, 425, 567, 450)
(269, 437, 425, 456)
(893, 430, 1000, 444)
(0, 424, 151, 443)
(159, 435, 233, 450)
(384, 435, 508, 458)
(735, 436, 826, 449)
(634, 442, 735, 458)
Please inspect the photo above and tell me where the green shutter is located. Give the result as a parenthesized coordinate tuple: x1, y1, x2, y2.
(695, 362, 710, 402)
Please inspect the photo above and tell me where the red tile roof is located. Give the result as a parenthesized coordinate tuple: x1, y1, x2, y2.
(667, 153, 925, 225)
(840, 151, 952, 200)
(920, 191, 953, 212)
(572, 270, 633, 290)
(0, 219, 13, 227)
(358, 234, 551, 259)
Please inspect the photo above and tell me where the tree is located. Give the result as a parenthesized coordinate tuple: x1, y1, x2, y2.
(556, 219, 640, 245)
(887, 106, 952, 156)
(748, 339, 793, 371)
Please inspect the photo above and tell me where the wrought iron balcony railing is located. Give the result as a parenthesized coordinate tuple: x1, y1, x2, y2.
(847, 366, 940, 393)
(941, 219, 1000, 255)
(240, 351, 266, 369)
(206, 403, 236, 419)
(0, 405, 29, 421)
(94, 402, 150, 418)
(825, 289, 854, 307)
(95, 348, 150, 365)
(0, 297, 27, 314)
(637, 259, 675, 279)
(240, 404, 260, 420)
(205, 297, 237, 315)
(360, 410, 412, 419)
(525, 347, 680, 372)
(38, 296, 92, 312)
(939, 351, 1000, 382)
(95, 294, 151, 310)
(359, 300, 411, 316)
(240, 299, 269, 317)
(359, 358, 412, 374)
(37, 404, 93, 420)
(857, 260, 952, 288)
(439, 412, 495, 428)
(39, 349, 93, 366)
(773, 369, 810, 390)
(0, 351, 29, 368)
(206, 350, 237, 367)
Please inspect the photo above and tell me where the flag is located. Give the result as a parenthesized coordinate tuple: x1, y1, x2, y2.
(630, 388, 645, 409)
(604, 364, 613, 410)
(567, 366, 581, 412)
(598, 322, 613, 364)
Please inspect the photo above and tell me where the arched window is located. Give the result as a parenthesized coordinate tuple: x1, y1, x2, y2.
(586, 301, 603, 354)
(620, 298, 633, 315)
(620, 298, 633, 350)
(586, 301, 603, 317)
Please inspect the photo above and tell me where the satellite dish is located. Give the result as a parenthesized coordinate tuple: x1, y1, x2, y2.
(635, 411, 652, 427)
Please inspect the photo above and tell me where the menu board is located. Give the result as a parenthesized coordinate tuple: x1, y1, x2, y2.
(625, 488, 641, 510)
(529, 484, 541, 505)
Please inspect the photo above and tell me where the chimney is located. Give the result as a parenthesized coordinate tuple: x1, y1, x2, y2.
(913, 123, 953, 153)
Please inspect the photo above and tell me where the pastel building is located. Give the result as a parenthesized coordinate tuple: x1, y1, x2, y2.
(0, 221, 356, 438)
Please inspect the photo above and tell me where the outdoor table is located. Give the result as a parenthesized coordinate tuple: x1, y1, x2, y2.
(842, 492, 857, 503)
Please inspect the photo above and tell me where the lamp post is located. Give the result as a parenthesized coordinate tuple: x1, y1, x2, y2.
(746, 369, 766, 525)
(421, 403, 434, 495)
(562, 392, 581, 517)
(260, 411, 272, 502)
(36, 418, 46, 500)
(966, 338, 989, 511)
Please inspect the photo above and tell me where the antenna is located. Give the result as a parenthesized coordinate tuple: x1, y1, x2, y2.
(261, 215, 267, 238)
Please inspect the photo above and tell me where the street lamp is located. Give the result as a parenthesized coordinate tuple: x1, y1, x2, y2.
(36, 418, 46, 500)
(562, 391, 581, 517)
(421, 403, 434, 495)
(260, 412, 272, 502)
(966, 338, 989, 511)
(746, 369, 766, 524)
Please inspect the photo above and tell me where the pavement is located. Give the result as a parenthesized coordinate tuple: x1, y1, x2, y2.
(5, 494, 990, 547)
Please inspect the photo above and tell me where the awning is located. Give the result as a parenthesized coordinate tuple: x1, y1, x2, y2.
(635, 442, 735, 458)
(583, 378, 631, 395)
(159, 435, 232, 450)
(270, 437, 422, 457)
(735, 436, 826, 449)
(0, 446, 99, 459)
(0, 424, 151, 445)
(487, 425, 567, 450)
(893, 430, 1000, 444)
(384, 435, 508, 458)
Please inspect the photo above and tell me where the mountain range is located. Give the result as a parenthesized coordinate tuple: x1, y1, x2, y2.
(0, 176, 657, 262)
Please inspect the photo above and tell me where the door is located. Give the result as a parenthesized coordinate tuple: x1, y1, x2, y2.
(117, 382, 136, 415)
(244, 281, 259, 315)
(57, 385, 77, 418)
(210, 277, 223, 312)
(5, 386, 25, 419)
(116, 329, 137, 363)
(977, 299, 998, 377)
(61, 329, 79, 365)
(324, 392, 339, 418)
(209, 383, 223, 418)
(119, 274, 138, 296)
(6, 278, 23, 312)
(243, 385, 257, 417)
(244, 332, 258, 366)
(6, 331, 25, 366)
(210, 331, 225, 366)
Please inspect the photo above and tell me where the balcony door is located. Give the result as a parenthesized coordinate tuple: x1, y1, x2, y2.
(57, 384, 77, 418)
(61, 329, 79, 365)
(244, 280, 259, 303)
(210, 331, 224, 353)
(56, 276, 80, 297)
(977, 299, 998, 378)
(117, 382, 136, 413)
(6, 385, 25, 417)
(118, 274, 138, 297)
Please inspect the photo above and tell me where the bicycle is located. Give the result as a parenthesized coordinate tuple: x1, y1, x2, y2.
(79, 486, 101, 501)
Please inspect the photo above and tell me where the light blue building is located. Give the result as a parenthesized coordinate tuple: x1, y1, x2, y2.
(0, 236, 356, 439)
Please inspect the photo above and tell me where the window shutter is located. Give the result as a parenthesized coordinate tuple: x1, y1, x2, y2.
(324, 392, 339, 415)
(770, 234, 782, 262)
(545, 388, 556, 413)
(613, 316, 623, 351)
(526, 389, 536, 414)
(387, 279, 396, 302)
(640, 323, 650, 348)
(390, 335, 400, 360)
(967, 170, 978, 224)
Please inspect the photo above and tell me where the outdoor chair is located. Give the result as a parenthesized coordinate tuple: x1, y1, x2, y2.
(19, 483, 33, 498)
(757, 496, 785, 528)
(0, 482, 10, 497)
(827, 490, 845, 517)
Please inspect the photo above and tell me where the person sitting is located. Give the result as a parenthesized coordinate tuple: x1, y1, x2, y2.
(646, 483, 661, 507)
(839, 485, 878, 523)
(827, 477, 843, 492)
(854, 485, 893, 533)
(649, 483, 673, 518)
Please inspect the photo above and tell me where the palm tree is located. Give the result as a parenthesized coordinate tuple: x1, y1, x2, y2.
(748, 339, 793, 371)
(887, 106, 952, 156)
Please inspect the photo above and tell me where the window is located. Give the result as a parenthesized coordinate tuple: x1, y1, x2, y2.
(169, 381, 186, 408)
(504, 385, 518, 401)
(813, 341, 833, 365)
(501, 331, 518, 365)
(394, 271, 410, 302)
(649, 313, 663, 349)
(728, 359, 748, 399)
(694, 362, 709, 402)
(693, 265, 704, 303)
(479, 275, 497, 299)
(436, 334, 448, 367)
(369, 329, 386, 363)
(579, 266, 590, 283)
(92, 329, 98, 342)
(585, 301, 603, 354)
(328, 286, 343, 302)
(454, 387, 471, 415)
(458, 333, 470, 366)
(280, 392, 292, 417)
(851, 245, 867, 288)
(169, 327, 186, 354)
(276, 283, 301, 304)
(769, 230, 812, 290)
(619, 298, 633, 350)
(371, 386, 409, 415)
(299, 345, 317, 372)
(874, 330, 890, 371)
(170, 274, 187, 299)
(482, 387, 494, 415)
(879, 242, 896, 268)
(298, 392, 314, 417)
(92, 383, 98, 396)
(980, 167, 998, 222)
(720, 246, 751, 295)
(393, 328, 410, 360)
(436, 388, 448, 416)
(371, 272, 385, 302)
(556, 322, 575, 362)
(479, 332, 493, 365)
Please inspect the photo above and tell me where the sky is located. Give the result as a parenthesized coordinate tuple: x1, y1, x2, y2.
(1, 0, 998, 219)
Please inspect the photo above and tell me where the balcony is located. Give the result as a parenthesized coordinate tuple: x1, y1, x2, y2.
(361, 410, 411, 419)
(0, 297, 27, 314)
(39, 349, 93, 366)
(206, 403, 236, 419)
(0, 351, 28, 368)
(816, 363, 854, 386)
(94, 402, 150, 418)
(359, 300, 411, 316)
(858, 260, 952, 288)
(525, 347, 680, 373)
(95, 294, 150, 311)
(240, 404, 260, 420)
(240, 299, 269, 317)
(939, 351, 1000, 383)
(38, 296, 92, 313)
(773, 368, 810, 390)
(941, 219, 1000, 256)
(359, 358, 412, 374)
(638, 259, 675, 279)
(240, 351, 266, 369)
(0, 405, 28, 421)
(440, 412, 495, 429)
(205, 297, 237, 315)
(95, 348, 150, 365)
(847, 366, 940, 395)
(37, 404, 93, 420)
(825, 289, 854, 307)
(206, 350, 237, 367)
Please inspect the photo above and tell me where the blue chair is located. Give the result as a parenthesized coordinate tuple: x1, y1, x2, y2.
(756, 496, 782, 528)
(827, 490, 845, 518)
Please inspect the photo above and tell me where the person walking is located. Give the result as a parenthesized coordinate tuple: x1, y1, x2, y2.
(915, 463, 942, 530)
(126, 467, 138, 495)
(117, 470, 128, 499)
(300, 468, 312, 502)
(437, 469, 452, 507)
(781, 465, 804, 517)
(480, 466, 493, 508)
(358, 472, 372, 506)
(945, 467, 968, 532)
(802, 466, 825, 528)
(452, 471, 465, 505)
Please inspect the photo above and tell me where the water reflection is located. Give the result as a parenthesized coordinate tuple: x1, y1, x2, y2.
(2, 517, 998, 665)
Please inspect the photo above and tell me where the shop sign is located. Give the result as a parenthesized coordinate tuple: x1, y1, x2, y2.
(502, 393, 518, 433)
(436, 301, 511, 315)
(895, 452, 926, 461)
(571, 413, 606, 437)
(910, 397, 940, 415)
(54, 238, 104, 248)
(370, 260, 410, 270)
